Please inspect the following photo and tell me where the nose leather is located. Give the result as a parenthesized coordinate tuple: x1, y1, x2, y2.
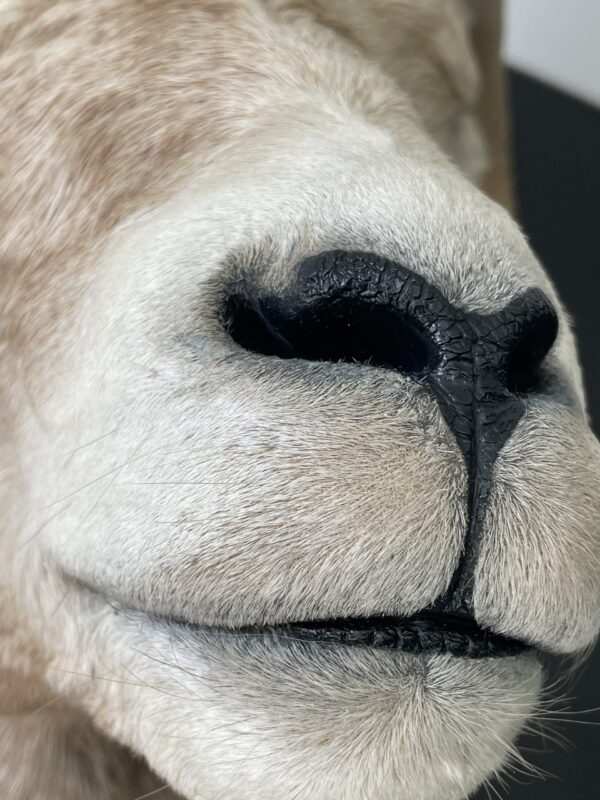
(249, 250, 559, 614)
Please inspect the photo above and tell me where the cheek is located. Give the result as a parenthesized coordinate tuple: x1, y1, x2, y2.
(445, 113, 489, 185)
(27, 343, 468, 627)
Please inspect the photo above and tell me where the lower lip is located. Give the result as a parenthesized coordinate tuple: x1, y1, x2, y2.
(223, 614, 530, 659)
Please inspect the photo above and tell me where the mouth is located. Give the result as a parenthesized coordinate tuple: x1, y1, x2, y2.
(75, 575, 533, 660)
(199, 612, 531, 659)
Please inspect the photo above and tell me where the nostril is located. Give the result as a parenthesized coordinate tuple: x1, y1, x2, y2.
(224, 294, 440, 375)
(505, 296, 559, 395)
(223, 295, 298, 359)
(223, 252, 559, 408)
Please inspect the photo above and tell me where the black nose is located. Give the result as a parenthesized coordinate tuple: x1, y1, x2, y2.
(225, 250, 558, 410)
(224, 250, 559, 612)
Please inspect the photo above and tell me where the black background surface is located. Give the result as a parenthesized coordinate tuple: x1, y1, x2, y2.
(474, 70, 600, 800)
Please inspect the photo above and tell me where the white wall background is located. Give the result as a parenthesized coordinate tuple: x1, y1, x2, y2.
(503, 0, 600, 107)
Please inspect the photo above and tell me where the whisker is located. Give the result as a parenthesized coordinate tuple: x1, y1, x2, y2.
(17, 501, 73, 551)
(129, 784, 171, 800)
(64, 427, 119, 460)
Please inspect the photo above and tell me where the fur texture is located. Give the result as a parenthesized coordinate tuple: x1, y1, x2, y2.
(1, 1, 599, 799)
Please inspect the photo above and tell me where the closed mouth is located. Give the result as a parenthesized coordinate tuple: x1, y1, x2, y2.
(74, 576, 532, 659)
(222, 612, 531, 659)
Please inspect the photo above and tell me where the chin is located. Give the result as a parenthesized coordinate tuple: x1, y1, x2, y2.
(44, 582, 543, 800)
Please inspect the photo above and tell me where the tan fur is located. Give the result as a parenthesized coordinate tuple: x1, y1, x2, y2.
(464, 0, 513, 208)
(0, 0, 487, 373)
(1, 3, 597, 800)
(1, 0, 252, 366)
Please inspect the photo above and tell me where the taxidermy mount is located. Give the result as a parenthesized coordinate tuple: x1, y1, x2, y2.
(1, 1, 599, 798)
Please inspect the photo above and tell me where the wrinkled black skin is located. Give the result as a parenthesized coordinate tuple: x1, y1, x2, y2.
(224, 250, 559, 654)
(239, 613, 529, 659)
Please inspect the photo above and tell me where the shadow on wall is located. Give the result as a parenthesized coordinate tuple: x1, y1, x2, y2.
(473, 69, 600, 800)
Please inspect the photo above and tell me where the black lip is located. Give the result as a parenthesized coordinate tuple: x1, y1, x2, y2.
(232, 613, 531, 659)
(73, 576, 531, 659)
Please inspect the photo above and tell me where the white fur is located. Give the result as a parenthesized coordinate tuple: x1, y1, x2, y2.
(1, 2, 599, 799)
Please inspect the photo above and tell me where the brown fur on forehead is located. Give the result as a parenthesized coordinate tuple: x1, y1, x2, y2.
(0, 0, 480, 383)
(266, 0, 365, 45)
(0, 0, 256, 371)
(268, 0, 479, 104)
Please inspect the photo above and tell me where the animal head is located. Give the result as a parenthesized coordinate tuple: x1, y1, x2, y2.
(1, 2, 599, 799)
